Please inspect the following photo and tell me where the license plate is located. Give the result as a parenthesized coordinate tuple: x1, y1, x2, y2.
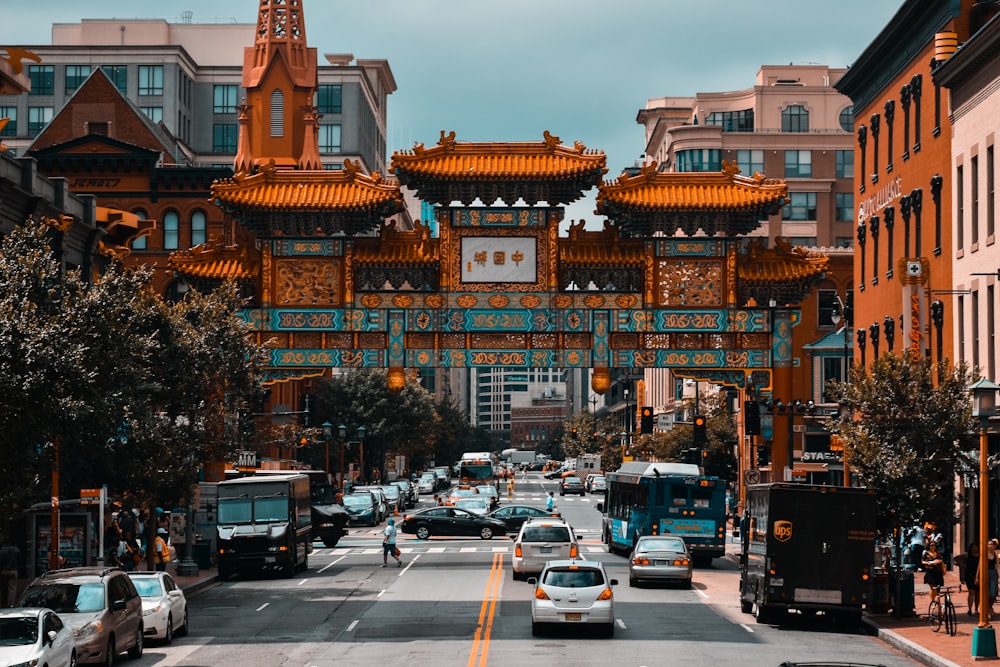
(264, 556, 276, 563)
(565, 612, 581, 621)
(540, 547, 552, 554)
(654, 560, 668, 566)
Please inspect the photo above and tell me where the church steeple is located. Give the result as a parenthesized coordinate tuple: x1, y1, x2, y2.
(237, 0, 320, 171)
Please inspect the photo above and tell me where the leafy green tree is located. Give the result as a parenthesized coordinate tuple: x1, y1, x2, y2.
(829, 352, 976, 569)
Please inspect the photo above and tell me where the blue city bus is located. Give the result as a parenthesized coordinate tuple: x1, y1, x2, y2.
(602, 461, 727, 565)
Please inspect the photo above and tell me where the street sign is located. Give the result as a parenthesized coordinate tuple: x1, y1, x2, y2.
(744, 470, 760, 485)
(80, 488, 101, 504)
(236, 449, 259, 469)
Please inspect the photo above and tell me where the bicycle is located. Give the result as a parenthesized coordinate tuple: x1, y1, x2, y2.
(928, 585, 958, 636)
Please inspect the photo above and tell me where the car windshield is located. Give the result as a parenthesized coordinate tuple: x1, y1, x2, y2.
(20, 582, 105, 614)
(0, 616, 38, 645)
(457, 499, 487, 509)
(450, 489, 477, 499)
(477, 486, 497, 496)
(130, 577, 165, 598)
(342, 495, 373, 508)
(639, 538, 686, 552)
(564, 478, 583, 485)
(543, 568, 604, 587)
(522, 526, 571, 542)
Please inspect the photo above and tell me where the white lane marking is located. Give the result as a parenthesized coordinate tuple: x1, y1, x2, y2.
(318, 554, 348, 573)
(256, 603, 269, 612)
(492, 546, 508, 553)
(740, 623, 755, 633)
(298, 578, 308, 585)
(399, 553, 419, 575)
(460, 547, 478, 553)
(695, 588, 709, 599)
(427, 547, 446, 553)
(377, 589, 386, 598)
(347, 619, 359, 632)
(616, 618, 627, 629)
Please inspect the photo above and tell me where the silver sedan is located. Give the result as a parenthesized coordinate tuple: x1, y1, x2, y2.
(627, 535, 693, 588)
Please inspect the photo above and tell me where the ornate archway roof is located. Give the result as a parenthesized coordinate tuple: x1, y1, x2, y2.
(596, 161, 789, 237)
(168, 238, 261, 282)
(738, 237, 829, 305)
(390, 130, 607, 206)
(211, 160, 404, 236)
(354, 220, 439, 266)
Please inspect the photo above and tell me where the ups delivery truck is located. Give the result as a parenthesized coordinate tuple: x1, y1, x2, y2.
(216, 473, 311, 579)
(739, 483, 876, 625)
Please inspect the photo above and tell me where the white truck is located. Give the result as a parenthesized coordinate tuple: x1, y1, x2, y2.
(511, 450, 537, 465)
(577, 454, 602, 475)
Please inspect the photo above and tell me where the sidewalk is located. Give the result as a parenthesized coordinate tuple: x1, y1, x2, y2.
(169, 560, 218, 597)
(863, 567, 999, 667)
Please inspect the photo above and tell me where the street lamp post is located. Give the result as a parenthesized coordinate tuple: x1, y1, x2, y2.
(321, 422, 333, 484)
(971, 378, 999, 659)
(357, 425, 367, 484)
(337, 424, 347, 491)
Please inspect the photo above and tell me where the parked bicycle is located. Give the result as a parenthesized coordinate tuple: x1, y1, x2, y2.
(928, 585, 958, 636)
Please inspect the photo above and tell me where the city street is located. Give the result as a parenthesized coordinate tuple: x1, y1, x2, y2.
(131, 476, 918, 667)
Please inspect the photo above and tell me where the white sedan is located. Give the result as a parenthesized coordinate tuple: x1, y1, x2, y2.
(0, 607, 77, 667)
(127, 571, 188, 644)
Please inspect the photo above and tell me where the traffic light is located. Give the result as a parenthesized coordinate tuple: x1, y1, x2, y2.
(301, 393, 315, 427)
(744, 400, 761, 436)
(640, 406, 654, 434)
(693, 415, 707, 447)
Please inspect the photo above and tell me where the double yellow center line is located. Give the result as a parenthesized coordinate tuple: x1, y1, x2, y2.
(467, 552, 503, 667)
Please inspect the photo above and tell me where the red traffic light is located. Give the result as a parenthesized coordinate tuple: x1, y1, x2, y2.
(694, 416, 706, 428)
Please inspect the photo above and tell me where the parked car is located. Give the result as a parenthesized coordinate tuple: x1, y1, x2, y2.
(18, 566, 144, 665)
(627, 535, 693, 588)
(354, 486, 389, 521)
(342, 492, 381, 526)
(588, 475, 607, 494)
(417, 473, 436, 494)
(559, 476, 586, 496)
(486, 504, 560, 534)
(376, 484, 403, 513)
(0, 607, 77, 667)
(529, 559, 618, 637)
(401, 506, 507, 540)
(127, 571, 189, 644)
(455, 497, 491, 516)
(512, 517, 579, 580)
(392, 479, 418, 508)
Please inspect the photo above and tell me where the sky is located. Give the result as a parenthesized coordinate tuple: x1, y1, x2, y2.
(5, 0, 904, 225)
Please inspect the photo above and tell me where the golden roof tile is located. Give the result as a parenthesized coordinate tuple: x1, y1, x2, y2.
(738, 237, 829, 304)
(168, 239, 261, 281)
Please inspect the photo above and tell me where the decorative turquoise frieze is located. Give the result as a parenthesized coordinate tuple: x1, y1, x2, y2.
(452, 208, 545, 227)
(656, 238, 723, 256)
(272, 238, 344, 256)
(268, 349, 383, 367)
(643, 309, 771, 332)
(612, 349, 768, 369)
(450, 310, 534, 332)
(408, 349, 590, 368)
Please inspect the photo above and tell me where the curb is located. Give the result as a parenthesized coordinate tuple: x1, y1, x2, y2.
(860, 616, 964, 667)
(179, 573, 218, 597)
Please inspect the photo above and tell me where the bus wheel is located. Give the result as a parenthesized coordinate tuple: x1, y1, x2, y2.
(740, 598, 753, 614)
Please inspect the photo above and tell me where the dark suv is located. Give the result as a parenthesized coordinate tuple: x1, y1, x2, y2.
(18, 566, 144, 665)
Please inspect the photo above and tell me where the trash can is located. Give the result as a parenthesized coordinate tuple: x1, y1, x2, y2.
(892, 570, 915, 617)
(191, 541, 212, 569)
(869, 570, 891, 613)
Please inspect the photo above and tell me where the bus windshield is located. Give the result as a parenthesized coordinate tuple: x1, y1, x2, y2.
(459, 462, 494, 483)
(218, 496, 288, 523)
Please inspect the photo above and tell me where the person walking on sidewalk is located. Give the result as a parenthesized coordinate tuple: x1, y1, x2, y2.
(988, 539, 999, 617)
(922, 541, 945, 604)
(0, 540, 20, 607)
(382, 518, 402, 568)
(959, 542, 979, 616)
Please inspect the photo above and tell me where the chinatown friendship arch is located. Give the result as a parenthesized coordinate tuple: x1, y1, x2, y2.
(167, 0, 828, 480)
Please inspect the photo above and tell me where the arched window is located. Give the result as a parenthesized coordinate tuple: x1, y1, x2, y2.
(164, 210, 179, 250)
(131, 209, 147, 250)
(782, 104, 809, 133)
(839, 106, 854, 133)
(270, 89, 284, 137)
(191, 210, 207, 247)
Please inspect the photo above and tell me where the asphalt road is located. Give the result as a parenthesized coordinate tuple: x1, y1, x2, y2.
(127, 475, 919, 667)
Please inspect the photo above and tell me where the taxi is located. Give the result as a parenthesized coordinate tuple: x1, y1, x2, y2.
(445, 485, 480, 506)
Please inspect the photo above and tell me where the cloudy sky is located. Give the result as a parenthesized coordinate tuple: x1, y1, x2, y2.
(6, 0, 903, 223)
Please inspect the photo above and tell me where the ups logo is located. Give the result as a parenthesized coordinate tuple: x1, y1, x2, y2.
(773, 520, 793, 542)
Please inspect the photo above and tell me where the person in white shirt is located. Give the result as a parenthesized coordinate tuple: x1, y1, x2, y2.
(382, 518, 402, 567)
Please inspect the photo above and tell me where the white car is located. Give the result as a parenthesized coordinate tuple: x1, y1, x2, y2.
(127, 571, 188, 644)
(417, 475, 435, 494)
(455, 497, 491, 516)
(0, 607, 77, 667)
(529, 559, 618, 637)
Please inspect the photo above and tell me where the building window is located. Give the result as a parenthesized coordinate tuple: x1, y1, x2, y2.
(705, 109, 754, 132)
(675, 149, 721, 173)
(782, 104, 809, 132)
(989, 285, 996, 380)
(140, 106, 163, 123)
(972, 155, 980, 245)
(0, 107, 16, 136)
(131, 210, 147, 250)
(736, 149, 763, 176)
(101, 65, 128, 93)
(138, 65, 163, 95)
(270, 89, 284, 137)
(817, 289, 839, 326)
(28, 65, 55, 95)
(835, 193, 853, 222)
(836, 150, 853, 179)
(835, 236, 853, 248)
(27, 106, 53, 136)
(957, 164, 965, 250)
(164, 210, 179, 250)
(973, 289, 980, 371)
(317, 84, 342, 114)
(191, 210, 207, 246)
(784, 150, 812, 178)
(958, 295, 966, 365)
(213, 85, 238, 114)
(989, 145, 996, 239)
(65, 65, 90, 93)
(213, 124, 238, 153)
(318, 124, 341, 153)
(782, 192, 817, 220)
(839, 106, 854, 133)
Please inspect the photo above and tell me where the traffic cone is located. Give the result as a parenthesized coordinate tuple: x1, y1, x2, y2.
(394, 504, 399, 516)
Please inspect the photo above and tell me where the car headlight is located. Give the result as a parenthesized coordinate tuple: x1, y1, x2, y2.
(7, 660, 40, 667)
(143, 604, 163, 616)
(75, 619, 103, 639)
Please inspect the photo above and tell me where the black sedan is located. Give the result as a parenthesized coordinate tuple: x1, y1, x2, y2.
(486, 504, 560, 534)
(401, 506, 507, 540)
(560, 476, 586, 496)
